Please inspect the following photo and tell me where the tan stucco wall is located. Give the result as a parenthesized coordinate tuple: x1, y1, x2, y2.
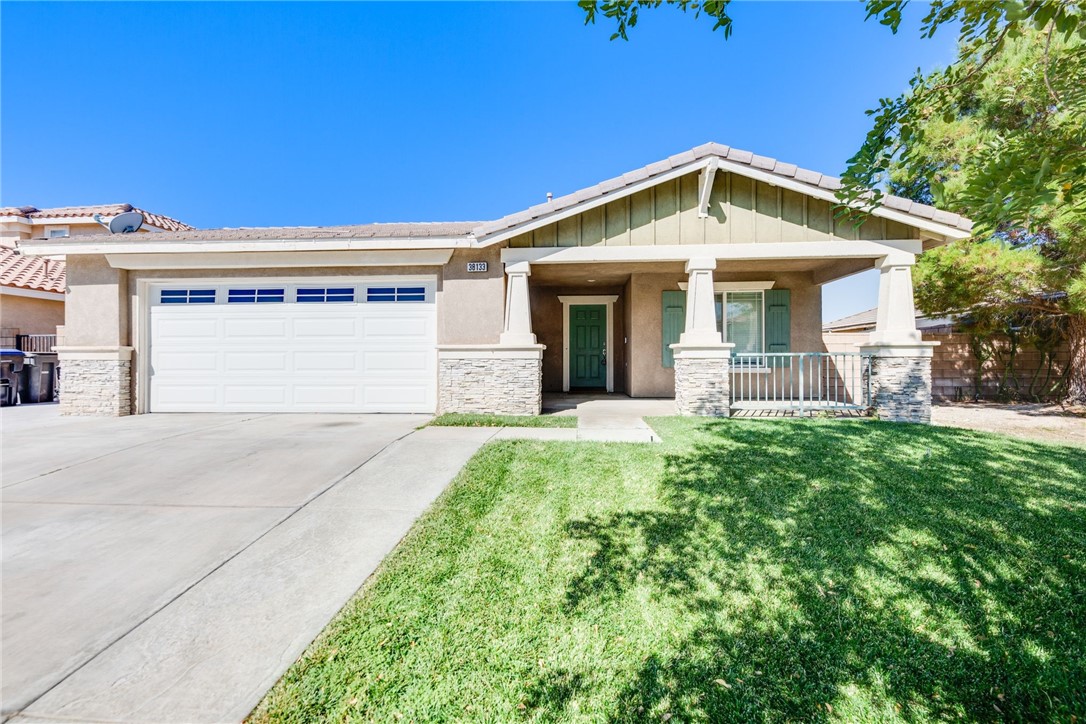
(65, 255, 128, 347)
(441, 247, 505, 344)
(0, 293, 64, 336)
(529, 285, 626, 393)
(627, 269, 823, 398)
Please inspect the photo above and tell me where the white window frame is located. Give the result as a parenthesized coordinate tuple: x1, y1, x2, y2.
(716, 290, 766, 355)
(677, 281, 773, 354)
(46, 226, 70, 239)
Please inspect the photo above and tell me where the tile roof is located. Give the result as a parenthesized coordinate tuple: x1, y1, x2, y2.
(473, 142, 974, 239)
(12, 142, 972, 250)
(1, 204, 194, 232)
(27, 221, 481, 244)
(0, 245, 66, 293)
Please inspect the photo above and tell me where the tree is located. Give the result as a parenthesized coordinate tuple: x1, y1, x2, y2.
(578, 0, 1086, 401)
(891, 26, 1086, 401)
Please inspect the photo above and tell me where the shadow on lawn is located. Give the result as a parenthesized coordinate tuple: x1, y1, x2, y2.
(535, 421, 1086, 721)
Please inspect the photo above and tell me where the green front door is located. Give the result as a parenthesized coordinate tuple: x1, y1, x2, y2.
(570, 304, 606, 388)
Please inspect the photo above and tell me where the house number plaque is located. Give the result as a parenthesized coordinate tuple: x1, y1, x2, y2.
(467, 261, 488, 273)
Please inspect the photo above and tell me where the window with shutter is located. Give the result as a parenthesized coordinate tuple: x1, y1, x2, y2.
(661, 290, 685, 368)
(764, 289, 791, 366)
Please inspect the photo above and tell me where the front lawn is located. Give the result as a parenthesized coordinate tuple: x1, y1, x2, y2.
(252, 419, 1086, 722)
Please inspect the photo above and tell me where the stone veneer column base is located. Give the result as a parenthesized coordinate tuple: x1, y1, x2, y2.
(437, 345, 545, 416)
(671, 343, 735, 417)
(55, 347, 134, 417)
(861, 343, 937, 424)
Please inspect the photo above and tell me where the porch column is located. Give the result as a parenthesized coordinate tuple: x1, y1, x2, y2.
(671, 257, 733, 416)
(500, 261, 536, 345)
(869, 256, 921, 346)
(680, 257, 722, 345)
(861, 255, 938, 423)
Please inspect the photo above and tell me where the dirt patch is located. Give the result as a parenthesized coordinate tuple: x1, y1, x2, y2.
(932, 402, 1085, 447)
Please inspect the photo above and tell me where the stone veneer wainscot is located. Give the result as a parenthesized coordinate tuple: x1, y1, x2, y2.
(437, 345, 545, 416)
(671, 343, 734, 417)
(56, 347, 133, 417)
(862, 344, 936, 424)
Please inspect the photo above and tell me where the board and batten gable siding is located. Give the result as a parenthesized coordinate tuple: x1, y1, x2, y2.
(507, 171, 919, 248)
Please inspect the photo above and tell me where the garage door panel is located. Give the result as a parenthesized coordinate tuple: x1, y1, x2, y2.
(292, 385, 361, 405)
(149, 280, 436, 413)
(362, 349, 431, 373)
(361, 316, 430, 339)
(224, 351, 290, 372)
(292, 317, 358, 338)
(223, 318, 288, 339)
(153, 317, 219, 341)
(293, 351, 358, 372)
(152, 351, 219, 373)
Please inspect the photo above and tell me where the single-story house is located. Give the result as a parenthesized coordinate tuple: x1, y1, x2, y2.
(18, 143, 972, 422)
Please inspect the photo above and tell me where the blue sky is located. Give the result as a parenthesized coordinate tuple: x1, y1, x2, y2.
(0, 1, 957, 321)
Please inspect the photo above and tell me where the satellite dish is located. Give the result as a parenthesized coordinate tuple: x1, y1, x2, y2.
(108, 211, 144, 234)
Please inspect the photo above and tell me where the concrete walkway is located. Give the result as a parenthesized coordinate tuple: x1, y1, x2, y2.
(534, 394, 674, 442)
(2, 407, 495, 723)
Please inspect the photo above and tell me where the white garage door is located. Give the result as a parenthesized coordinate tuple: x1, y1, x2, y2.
(148, 279, 437, 413)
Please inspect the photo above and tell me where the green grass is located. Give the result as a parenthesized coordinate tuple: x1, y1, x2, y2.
(252, 419, 1086, 722)
(429, 412, 577, 428)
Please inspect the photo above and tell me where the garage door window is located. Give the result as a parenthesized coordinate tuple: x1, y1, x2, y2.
(160, 289, 216, 304)
(366, 286, 427, 302)
(228, 288, 285, 304)
(297, 287, 355, 303)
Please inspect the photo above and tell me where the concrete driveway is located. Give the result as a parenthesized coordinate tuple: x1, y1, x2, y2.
(1, 405, 494, 722)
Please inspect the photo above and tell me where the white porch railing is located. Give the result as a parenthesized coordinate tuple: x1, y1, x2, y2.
(730, 352, 873, 413)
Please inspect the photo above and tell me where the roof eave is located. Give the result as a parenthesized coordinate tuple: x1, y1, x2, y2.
(17, 235, 477, 257)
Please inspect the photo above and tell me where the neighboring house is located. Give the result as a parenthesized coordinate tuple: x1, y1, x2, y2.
(19, 143, 972, 422)
(822, 307, 953, 335)
(824, 308, 1072, 401)
(0, 204, 194, 351)
(0, 203, 195, 242)
(0, 247, 66, 351)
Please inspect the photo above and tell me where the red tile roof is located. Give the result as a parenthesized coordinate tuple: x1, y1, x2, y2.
(0, 246, 65, 293)
(1, 204, 194, 232)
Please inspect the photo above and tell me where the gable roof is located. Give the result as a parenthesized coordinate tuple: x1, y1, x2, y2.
(0, 246, 66, 293)
(1, 204, 195, 232)
(472, 142, 973, 244)
(15, 143, 974, 256)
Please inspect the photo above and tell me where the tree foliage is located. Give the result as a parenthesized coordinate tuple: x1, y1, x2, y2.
(579, 0, 1086, 401)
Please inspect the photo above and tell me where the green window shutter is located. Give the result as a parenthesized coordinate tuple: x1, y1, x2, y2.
(765, 289, 790, 365)
(661, 290, 686, 368)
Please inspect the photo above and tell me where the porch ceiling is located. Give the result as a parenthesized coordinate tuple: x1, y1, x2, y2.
(527, 258, 871, 287)
(528, 261, 683, 286)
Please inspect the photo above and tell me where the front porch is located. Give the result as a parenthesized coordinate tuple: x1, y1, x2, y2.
(438, 242, 936, 423)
